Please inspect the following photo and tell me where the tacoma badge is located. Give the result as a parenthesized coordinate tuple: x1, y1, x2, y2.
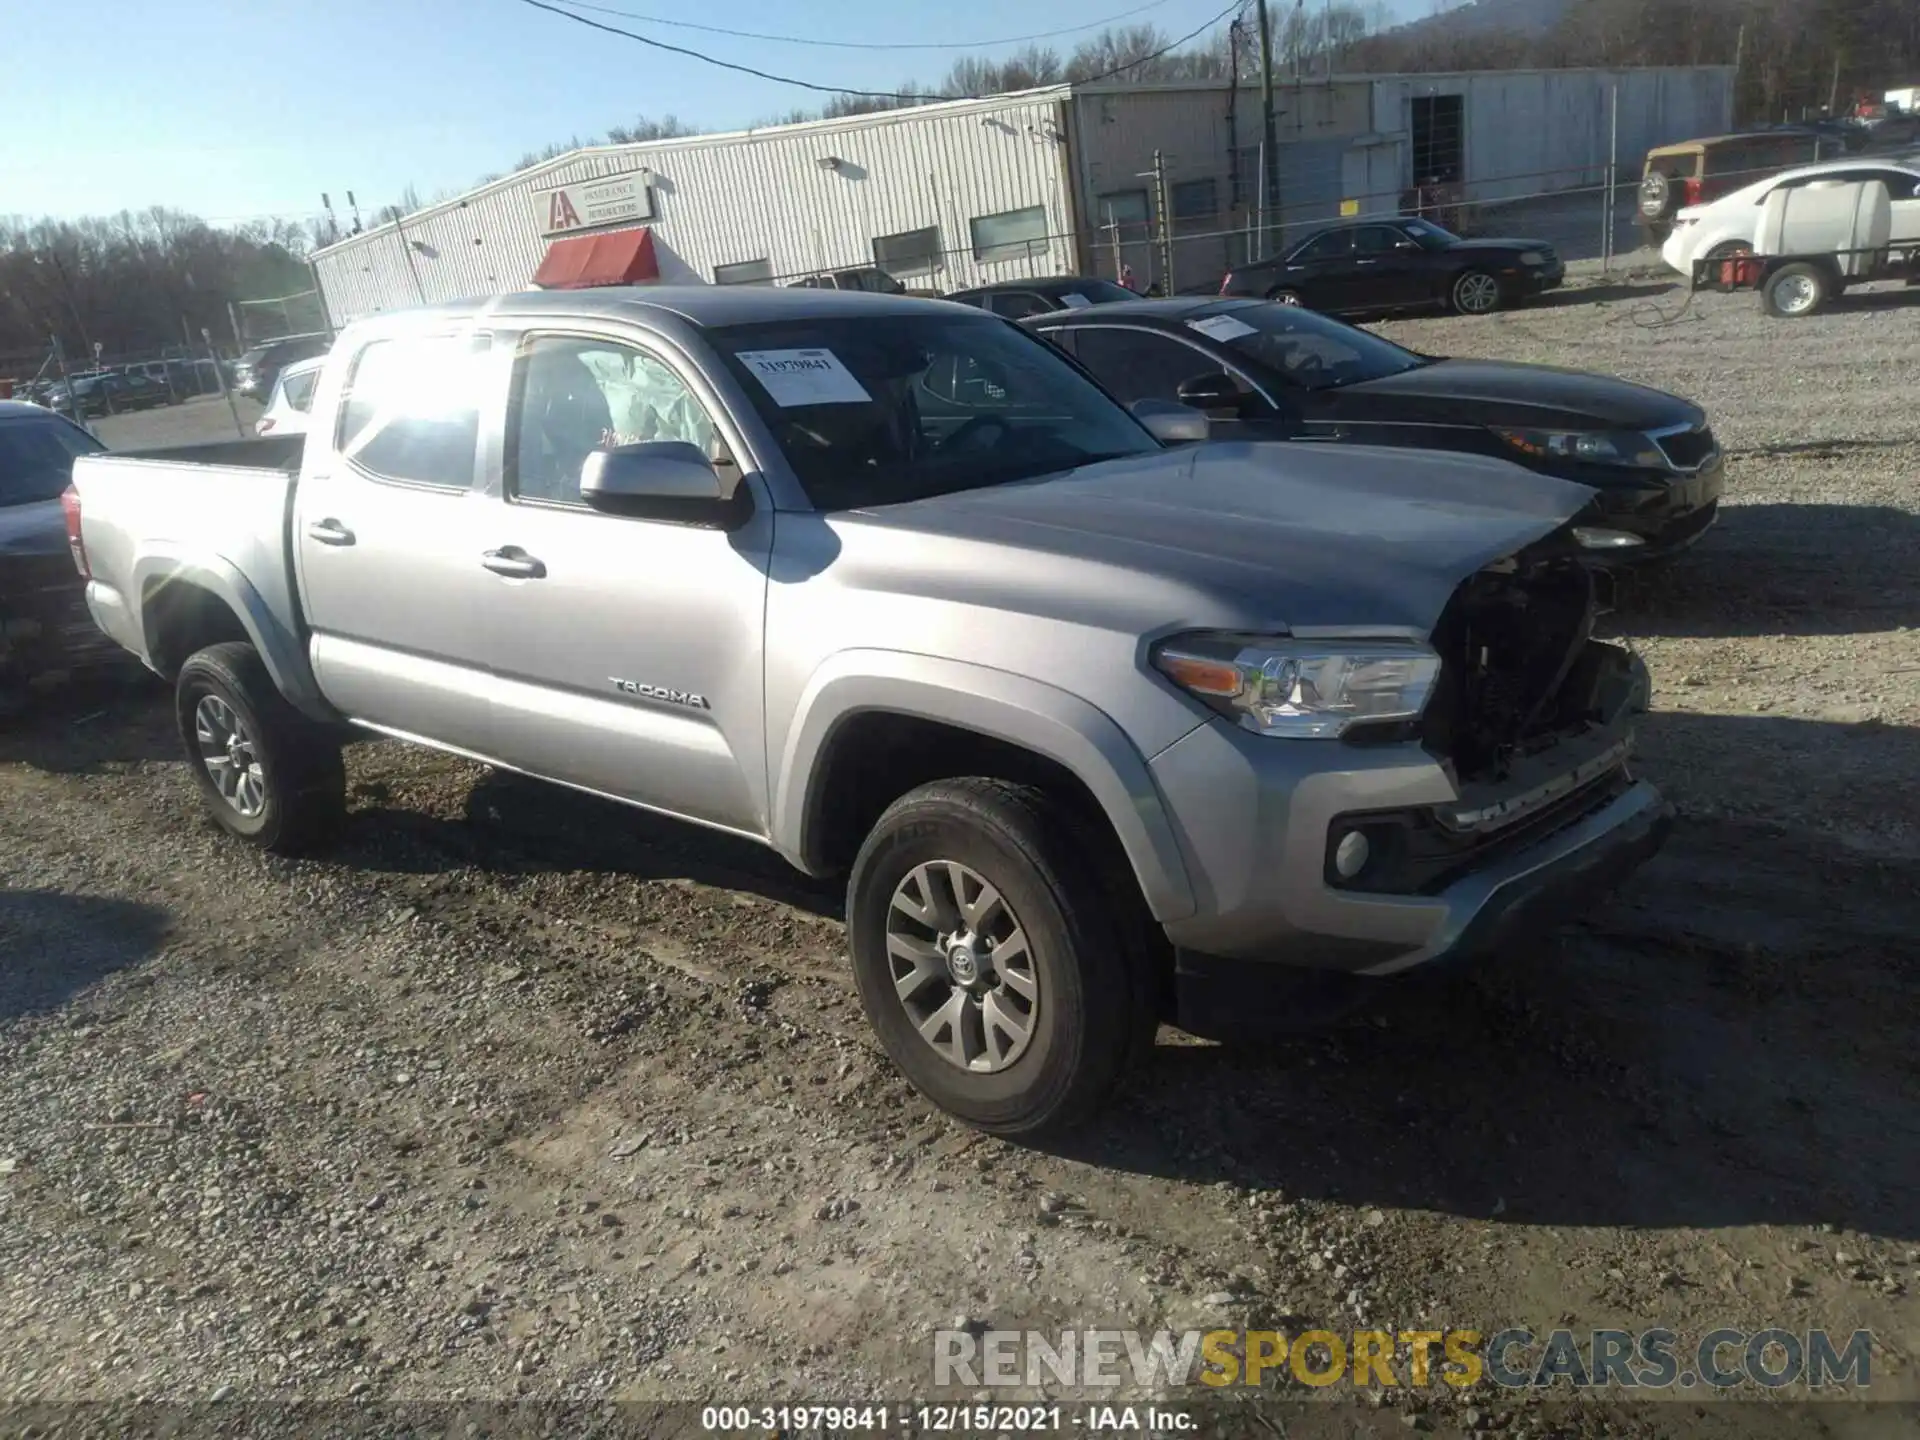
(608, 677, 711, 710)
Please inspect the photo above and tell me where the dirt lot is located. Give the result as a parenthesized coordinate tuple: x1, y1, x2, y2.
(3, 270, 1917, 1436)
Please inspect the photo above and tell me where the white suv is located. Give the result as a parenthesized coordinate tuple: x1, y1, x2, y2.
(1661, 159, 1920, 275)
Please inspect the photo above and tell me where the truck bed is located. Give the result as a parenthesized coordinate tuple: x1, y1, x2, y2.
(71, 436, 309, 685)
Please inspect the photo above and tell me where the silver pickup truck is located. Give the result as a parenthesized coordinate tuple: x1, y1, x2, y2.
(68, 287, 1672, 1135)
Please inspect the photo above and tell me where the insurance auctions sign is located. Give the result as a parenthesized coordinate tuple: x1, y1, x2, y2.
(533, 171, 654, 237)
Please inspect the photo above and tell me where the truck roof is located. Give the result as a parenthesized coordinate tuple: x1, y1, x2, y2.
(358, 285, 969, 336)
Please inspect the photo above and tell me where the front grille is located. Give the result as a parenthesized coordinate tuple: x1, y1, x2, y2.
(1418, 555, 1597, 782)
(1655, 426, 1717, 470)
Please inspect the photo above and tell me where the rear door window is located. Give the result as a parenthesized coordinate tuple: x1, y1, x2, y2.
(1069, 327, 1223, 405)
(1290, 229, 1354, 263)
(337, 335, 490, 490)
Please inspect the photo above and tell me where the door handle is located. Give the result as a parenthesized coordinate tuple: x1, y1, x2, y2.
(306, 518, 355, 545)
(481, 547, 546, 579)
(1355, 259, 1378, 265)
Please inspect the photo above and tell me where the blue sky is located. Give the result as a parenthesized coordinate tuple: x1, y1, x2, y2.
(1, 0, 1425, 226)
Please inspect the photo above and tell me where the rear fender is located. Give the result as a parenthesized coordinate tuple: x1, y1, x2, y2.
(132, 547, 332, 720)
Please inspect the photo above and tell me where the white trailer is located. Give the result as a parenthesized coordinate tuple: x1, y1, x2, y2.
(1690, 177, 1920, 316)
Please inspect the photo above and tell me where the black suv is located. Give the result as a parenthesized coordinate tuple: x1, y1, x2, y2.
(230, 334, 331, 400)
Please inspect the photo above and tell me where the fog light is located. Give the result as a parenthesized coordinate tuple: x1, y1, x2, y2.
(1572, 526, 1646, 551)
(1333, 830, 1371, 879)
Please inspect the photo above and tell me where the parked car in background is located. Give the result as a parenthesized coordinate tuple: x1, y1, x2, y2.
(1660, 159, 1920, 275)
(1219, 217, 1564, 317)
(0, 402, 122, 708)
(1636, 130, 1841, 244)
(113, 367, 171, 411)
(45, 372, 131, 419)
(69, 286, 1672, 1134)
(1026, 297, 1722, 561)
(256, 356, 324, 437)
(787, 267, 905, 294)
(944, 275, 1138, 319)
(231, 333, 331, 400)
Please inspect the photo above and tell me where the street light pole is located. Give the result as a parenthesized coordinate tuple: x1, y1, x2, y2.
(1256, 0, 1279, 262)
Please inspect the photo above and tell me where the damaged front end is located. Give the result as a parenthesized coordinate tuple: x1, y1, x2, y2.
(1324, 532, 1655, 898)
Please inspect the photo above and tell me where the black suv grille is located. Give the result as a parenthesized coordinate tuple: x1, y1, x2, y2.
(1655, 426, 1717, 470)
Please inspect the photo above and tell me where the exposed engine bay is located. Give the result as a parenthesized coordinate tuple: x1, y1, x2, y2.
(1421, 540, 1644, 783)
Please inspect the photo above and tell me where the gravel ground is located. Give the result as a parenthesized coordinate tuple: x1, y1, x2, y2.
(3, 270, 1917, 1437)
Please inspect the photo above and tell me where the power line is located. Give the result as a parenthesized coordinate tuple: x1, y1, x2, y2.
(512, 0, 1242, 102)
(556, 0, 1178, 50)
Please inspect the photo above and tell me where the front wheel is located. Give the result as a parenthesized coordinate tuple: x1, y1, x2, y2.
(176, 642, 345, 854)
(1451, 269, 1504, 315)
(846, 778, 1148, 1137)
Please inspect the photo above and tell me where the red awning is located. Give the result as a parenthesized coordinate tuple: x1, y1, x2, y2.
(532, 227, 660, 290)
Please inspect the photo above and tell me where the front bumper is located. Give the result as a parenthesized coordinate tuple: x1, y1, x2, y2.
(1521, 263, 1565, 293)
(1148, 706, 1671, 988)
(1585, 449, 1725, 561)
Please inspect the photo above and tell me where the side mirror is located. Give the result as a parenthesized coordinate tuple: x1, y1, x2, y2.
(1175, 371, 1247, 417)
(1130, 398, 1210, 445)
(579, 441, 746, 529)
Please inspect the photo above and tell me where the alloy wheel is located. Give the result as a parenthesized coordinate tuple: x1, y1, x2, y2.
(193, 694, 267, 818)
(885, 859, 1040, 1073)
(1455, 272, 1501, 314)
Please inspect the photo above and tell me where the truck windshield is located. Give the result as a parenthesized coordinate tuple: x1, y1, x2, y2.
(0, 415, 105, 506)
(709, 315, 1161, 511)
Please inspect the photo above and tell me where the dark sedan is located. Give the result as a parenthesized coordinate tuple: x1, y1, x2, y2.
(1024, 298, 1721, 562)
(945, 275, 1139, 319)
(1221, 217, 1565, 317)
(1, 402, 126, 708)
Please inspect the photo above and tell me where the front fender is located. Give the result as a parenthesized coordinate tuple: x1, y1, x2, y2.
(132, 547, 331, 720)
(772, 650, 1198, 923)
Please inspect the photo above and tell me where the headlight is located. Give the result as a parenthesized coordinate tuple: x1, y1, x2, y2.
(1152, 633, 1441, 739)
(1493, 427, 1667, 469)
(1572, 526, 1646, 551)
(1519, 250, 1546, 264)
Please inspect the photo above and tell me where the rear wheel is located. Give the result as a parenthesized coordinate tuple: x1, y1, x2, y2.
(1267, 286, 1305, 307)
(175, 642, 345, 854)
(1761, 262, 1830, 318)
(845, 778, 1147, 1137)
(1451, 269, 1503, 315)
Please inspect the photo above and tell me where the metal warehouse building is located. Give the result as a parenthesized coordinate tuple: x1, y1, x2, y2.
(312, 65, 1733, 324)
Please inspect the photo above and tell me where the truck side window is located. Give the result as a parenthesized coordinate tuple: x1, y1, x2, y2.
(337, 336, 488, 491)
(509, 336, 721, 507)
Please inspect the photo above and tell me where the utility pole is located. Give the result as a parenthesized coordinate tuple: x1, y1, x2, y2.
(1256, 0, 1279, 262)
(1826, 52, 1842, 116)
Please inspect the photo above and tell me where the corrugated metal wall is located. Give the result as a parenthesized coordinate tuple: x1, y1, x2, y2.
(314, 91, 1077, 325)
(1068, 83, 1374, 291)
(1369, 68, 1736, 204)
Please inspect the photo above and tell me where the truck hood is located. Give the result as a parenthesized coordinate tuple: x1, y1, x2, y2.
(0, 499, 68, 558)
(1324, 358, 1701, 432)
(838, 442, 1597, 635)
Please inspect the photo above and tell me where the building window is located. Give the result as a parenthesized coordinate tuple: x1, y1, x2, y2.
(713, 257, 773, 286)
(872, 226, 942, 279)
(969, 206, 1050, 264)
(1171, 178, 1219, 223)
(1095, 191, 1150, 235)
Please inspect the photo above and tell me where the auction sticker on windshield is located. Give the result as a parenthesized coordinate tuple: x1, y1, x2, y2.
(736, 349, 872, 406)
(1059, 293, 1093, 309)
(1187, 314, 1259, 343)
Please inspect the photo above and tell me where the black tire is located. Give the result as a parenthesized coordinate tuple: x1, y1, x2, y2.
(1450, 268, 1504, 315)
(1760, 261, 1830, 319)
(175, 641, 344, 854)
(1267, 286, 1306, 307)
(845, 778, 1147, 1137)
